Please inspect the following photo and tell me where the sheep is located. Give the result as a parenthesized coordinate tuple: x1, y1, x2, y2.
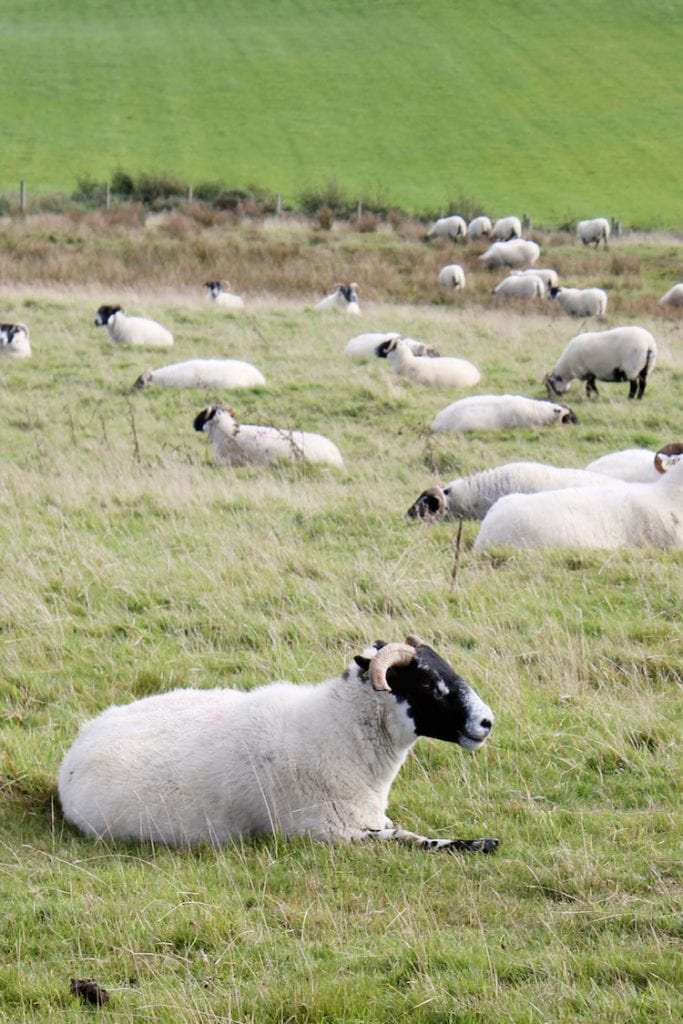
(492, 274, 545, 300)
(204, 280, 245, 310)
(94, 305, 174, 348)
(544, 325, 657, 400)
(193, 405, 344, 468)
(432, 395, 577, 433)
(381, 338, 481, 388)
(438, 264, 466, 290)
(576, 218, 610, 248)
(426, 215, 467, 242)
(510, 267, 559, 290)
(134, 358, 266, 390)
(406, 462, 619, 522)
(57, 634, 497, 852)
(0, 322, 31, 358)
(659, 283, 683, 308)
(548, 286, 608, 318)
(315, 283, 360, 314)
(479, 239, 540, 270)
(467, 216, 492, 241)
(346, 333, 439, 360)
(491, 216, 522, 241)
(584, 445, 680, 483)
(474, 449, 683, 551)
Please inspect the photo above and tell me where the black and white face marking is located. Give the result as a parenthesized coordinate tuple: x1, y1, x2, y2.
(406, 487, 447, 521)
(340, 284, 358, 304)
(356, 642, 493, 749)
(204, 281, 221, 297)
(192, 405, 220, 432)
(94, 305, 121, 326)
(558, 405, 578, 424)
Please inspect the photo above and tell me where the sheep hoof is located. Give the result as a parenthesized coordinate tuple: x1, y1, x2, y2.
(446, 837, 500, 854)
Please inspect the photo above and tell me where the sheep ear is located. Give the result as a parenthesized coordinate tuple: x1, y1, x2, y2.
(354, 640, 388, 673)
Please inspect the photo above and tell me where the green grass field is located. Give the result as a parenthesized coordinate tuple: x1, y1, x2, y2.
(0, 221, 682, 1021)
(2, 0, 683, 225)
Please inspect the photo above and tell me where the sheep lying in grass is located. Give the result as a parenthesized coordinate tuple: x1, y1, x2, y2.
(548, 286, 608, 318)
(577, 218, 610, 248)
(659, 283, 683, 308)
(58, 634, 496, 851)
(492, 274, 545, 300)
(467, 216, 492, 240)
(474, 447, 683, 550)
(544, 325, 657, 400)
(479, 239, 540, 269)
(193, 405, 344, 468)
(426, 215, 467, 242)
(0, 322, 31, 358)
(134, 358, 265, 390)
(432, 395, 577, 433)
(315, 283, 360, 314)
(345, 333, 439, 359)
(491, 216, 522, 241)
(585, 445, 680, 483)
(406, 462, 619, 522)
(204, 280, 245, 310)
(438, 264, 466, 290)
(380, 338, 480, 388)
(94, 305, 174, 348)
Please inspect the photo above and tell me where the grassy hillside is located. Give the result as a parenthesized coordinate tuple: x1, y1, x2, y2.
(2, 0, 683, 225)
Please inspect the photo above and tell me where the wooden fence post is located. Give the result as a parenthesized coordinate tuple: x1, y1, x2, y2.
(275, 194, 282, 216)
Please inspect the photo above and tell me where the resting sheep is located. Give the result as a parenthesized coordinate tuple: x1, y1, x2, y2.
(432, 394, 577, 433)
(479, 239, 540, 270)
(193, 405, 344, 468)
(426, 215, 467, 242)
(492, 274, 545, 300)
(585, 445, 678, 483)
(548, 286, 607, 318)
(380, 338, 480, 388)
(204, 280, 245, 310)
(544, 325, 657, 400)
(491, 216, 522, 241)
(0, 322, 31, 358)
(438, 264, 466, 290)
(467, 216, 492, 241)
(94, 305, 174, 348)
(474, 449, 683, 551)
(58, 634, 496, 851)
(406, 462, 618, 522)
(659, 283, 683, 308)
(134, 358, 265, 390)
(576, 218, 610, 248)
(345, 333, 439, 359)
(315, 283, 360, 314)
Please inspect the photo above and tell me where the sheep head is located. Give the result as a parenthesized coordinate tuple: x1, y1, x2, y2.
(405, 485, 448, 522)
(654, 442, 683, 474)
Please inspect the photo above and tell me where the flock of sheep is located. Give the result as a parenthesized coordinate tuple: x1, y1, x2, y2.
(4, 211, 681, 853)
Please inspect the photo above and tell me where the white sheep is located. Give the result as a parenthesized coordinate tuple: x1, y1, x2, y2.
(576, 218, 610, 248)
(548, 286, 607, 317)
(57, 634, 496, 851)
(314, 283, 360, 314)
(94, 305, 174, 348)
(134, 358, 266, 390)
(544, 325, 657, 400)
(0, 322, 31, 358)
(204, 280, 245, 310)
(659, 283, 683, 308)
(194, 405, 344, 468)
(432, 394, 577, 433)
(426, 215, 467, 242)
(584, 445, 677, 483)
(381, 338, 480, 388)
(491, 216, 522, 241)
(474, 451, 683, 551)
(406, 462, 619, 521)
(345, 333, 439, 360)
(510, 268, 559, 290)
(467, 216, 492, 241)
(492, 274, 545, 300)
(438, 264, 466, 290)
(479, 239, 540, 269)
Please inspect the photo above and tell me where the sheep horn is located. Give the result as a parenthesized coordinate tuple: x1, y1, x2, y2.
(369, 642, 416, 692)
(654, 442, 683, 474)
(405, 634, 426, 648)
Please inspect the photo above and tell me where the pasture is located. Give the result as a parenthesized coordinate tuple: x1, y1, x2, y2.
(0, 214, 682, 1022)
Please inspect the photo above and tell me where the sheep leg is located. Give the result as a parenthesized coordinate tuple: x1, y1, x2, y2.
(585, 375, 599, 398)
(636, 370, 648, 399)
(364, 828, 499, 853)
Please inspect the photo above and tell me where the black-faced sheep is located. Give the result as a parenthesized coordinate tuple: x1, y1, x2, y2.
(94, 305, 174, 348)
(204, 280, 245, 310)
(193, 405, 344, 468)
(0, 322, 31, 358)
(431, 395, 577, 433)
(548, 286, 608, 318)
(576, 218, 610, 248)
(315, 283, 360, 314)
(134, 358, 265, 390)
(544, 325, 657, 400)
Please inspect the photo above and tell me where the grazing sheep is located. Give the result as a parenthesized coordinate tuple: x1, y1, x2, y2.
(479, 239, 540, 270)
(381, 338, 480, 388)
(58, 634, 496, 851)
(576, 218, 610, 248)
(432, 395, 577, 433)
(194, 405, 344, 468)
(204, 280, 245, 310)
(0, 322, 31, 358)
(510, 268, 559, 290)
(438, 264, 466, 290)
(491, 216, 522, 241)
(474, 451, 683, 551)
(94, 305, 174, 348)
(134, 358, 265, 390)
(406, 462, 619, 522)
(426, 215, 468, 242)
(467, 216, 492, 241)
(659, 283, 683, 308)
(492, 274, 545, 300)
(315, 283, 360, 314)
(544, 325, 657, 400)
(548, 286, 608, 318)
